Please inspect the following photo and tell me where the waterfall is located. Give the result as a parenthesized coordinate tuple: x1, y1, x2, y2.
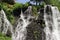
(12, 6, 34, 40)
(0, 6, 34, 40)
(44, 5, 60, 40)
(12, 10, 34, 40)
(1, 5, 60, 40)
(0, 10, 13, 34)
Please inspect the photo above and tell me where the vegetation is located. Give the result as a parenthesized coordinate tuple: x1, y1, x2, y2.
(0, 33, 11, 40)
(0, 0, 15, 4)
(0, 2, 43, 25)
(32, 6, 38, 16)
(0, 2, 30, 24)
(0, 3, 15, 24)
(44, 0, 60, 10)
(0, 0, 60, 40)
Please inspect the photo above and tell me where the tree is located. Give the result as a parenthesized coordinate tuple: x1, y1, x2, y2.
(44, 0, 51, 4)
(44, 0, 59, 5)
(44, 0, 60, 10)
(30, 0, 43, 6)
(1, 0, 15, 4)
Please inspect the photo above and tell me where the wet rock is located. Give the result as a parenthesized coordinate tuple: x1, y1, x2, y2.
(6, 29, 12, 37)
(26, 9, 45, 40)
(26, 19, 45, 40)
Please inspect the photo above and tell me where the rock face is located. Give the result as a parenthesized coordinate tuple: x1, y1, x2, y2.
(26, 8, 45, 40)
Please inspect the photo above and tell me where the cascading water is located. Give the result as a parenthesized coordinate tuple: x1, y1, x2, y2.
(0, 10, 13, 34)
(0, 6, 34, 40)
(44, 5, 60, 40)
(1, 5, 60, 40)
(12, 11, 34, 40)
(12, 6, 34, 40)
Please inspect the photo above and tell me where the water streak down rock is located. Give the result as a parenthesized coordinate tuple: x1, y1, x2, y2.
(0, 6, 35, 40)
(12, 6, 35, 40)
(44, 5, 60, 40)
(0, 10, 13, 34)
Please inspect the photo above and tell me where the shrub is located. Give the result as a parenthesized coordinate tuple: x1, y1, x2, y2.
(32, 6, 38, 16)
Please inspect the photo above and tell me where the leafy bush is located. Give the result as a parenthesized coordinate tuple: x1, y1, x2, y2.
(32, 6, 38, 16)
(13, 3, 23, 10)
(23, 2, 29, 7)
(0, 3, 15, 24)
(1, 0, 15, 5)
(44, 0, 60, 10)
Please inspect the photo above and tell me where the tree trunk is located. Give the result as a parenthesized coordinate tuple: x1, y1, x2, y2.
(36, 1, 37, 6)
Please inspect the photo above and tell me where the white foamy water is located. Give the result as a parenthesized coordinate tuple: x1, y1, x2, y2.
(12, 6, 34, 40)
(0, 6, 34, 40)
(0, 10, 13, 34)
(44, 5, 60, 40)
(12, 11, 32, 40)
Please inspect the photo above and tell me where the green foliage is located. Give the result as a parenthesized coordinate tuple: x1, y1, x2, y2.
(44, 0, 51, 4)
(13, 3, 23, 10)
(37, 2, 45, 9)
(0, 3, 15, 24)
(0, 33, 11, 40)
(50, 0, 60, 10)
(34, 31, 40, 40)
(0, 2, 31, 24)
(40, 2, 46, 6)
(32, 6, 38, 16)
(44, 0, 60, 10)
(1, 0, 15, 4)
(13, 2, 29, 10)
(23, 2, 29, 7)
